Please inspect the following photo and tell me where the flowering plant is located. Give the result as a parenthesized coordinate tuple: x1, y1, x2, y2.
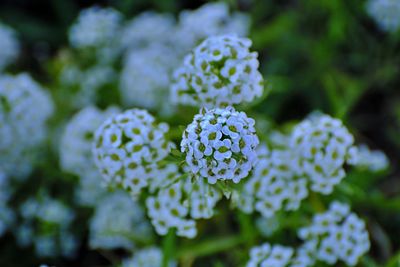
(0, 1, 399, 266)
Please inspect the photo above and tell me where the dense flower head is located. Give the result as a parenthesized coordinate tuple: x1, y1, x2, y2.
(0, 22, 19, 71)
(122, 247, 176, 267)
(89, 192, 152, 250)
(290, 113, 354, 194)
(348, 144, 389, 172)
(176, 2, 250, 51)
(171, 35, 264, 108)
(238, 145, 308, 218)
(60, 106, 119, 206)
(181, 107, 259, 184)
(298, 201, 370, 266)
(93, 109, 174, 195)
(69, 6, 122, 49)
(119, 43, 179, 111)
(366, 0, 400, 33)
(16, 195, 78, 258)
(121, 12, 176, 50)
(0, 73, 53, 179)
(147, 174, 221, 238)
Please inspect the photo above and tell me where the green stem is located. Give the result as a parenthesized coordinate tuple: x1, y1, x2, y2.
(309, 191, 325, 212)
(177, 234, 245, 260)
(162, 229, 176, 267)
(237, 212, 256, 248)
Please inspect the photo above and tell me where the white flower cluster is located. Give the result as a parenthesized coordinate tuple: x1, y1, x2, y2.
(118, 3, 250, 114)
(181, 107, 259, 184)
(147, 174, 221, 238)
(298, 201, 370, 266)
(89, 191, 152, 250)
(247, 243, 295, 267)
(348, 144, 389, 172)
(0, 22, 19, 71)
(247, 241, 319, 267)
(93, 109, 174, 195)
(16, 196, 78, 258)
(0, 173, 14, 237)
(122, 247, 176, 267)
(247, 203, 369, 267)
(238, 145, 308, 218)
(171, 35, 264, 108)
(60, 106, 119, 206)
(121, 12, 176, 50)
(290, 114, 354, 194)
(366, 0, 400, 33)
(0, 73, 53, 179)
(120, 43, 179, 111)
(176, 2, 250, 51)
(69, 6, 122, 49)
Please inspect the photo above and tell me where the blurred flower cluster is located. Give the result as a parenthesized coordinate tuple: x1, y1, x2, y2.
(0, 1, 397, 266)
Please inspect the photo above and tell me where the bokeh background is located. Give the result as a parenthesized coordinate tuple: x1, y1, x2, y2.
(0, 0, 400, 266)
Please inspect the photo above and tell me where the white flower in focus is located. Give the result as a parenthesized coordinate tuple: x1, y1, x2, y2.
(69, 6, 122, 49)
(122, 247, 176, 267)
(120, 43, 179, 112)
(298, 201, 370, 266)
(0, 73, 53, 179)
(366, 0, 400, 33)
(93, 109, 174, 195)
(176, 2, 250, 52)
(171, 35, 264, 108)
(348, 144, 389, 172)
(290, 113, 354, 194)
(89, 191, 152, 250)
(181, 107, 258, 184)
(0, 22, 19, 70)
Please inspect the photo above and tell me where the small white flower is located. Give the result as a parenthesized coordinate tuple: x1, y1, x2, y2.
(290, 113, 354, 194)
(239, 144, 308, 218)
(181, 107, 258, 184)
(298, 201, 370, 266)
(171, 35, 264, 108)
(246, 243, 294, 267)
(348, 144, 389, 171)
(93, 109, 174, 196)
